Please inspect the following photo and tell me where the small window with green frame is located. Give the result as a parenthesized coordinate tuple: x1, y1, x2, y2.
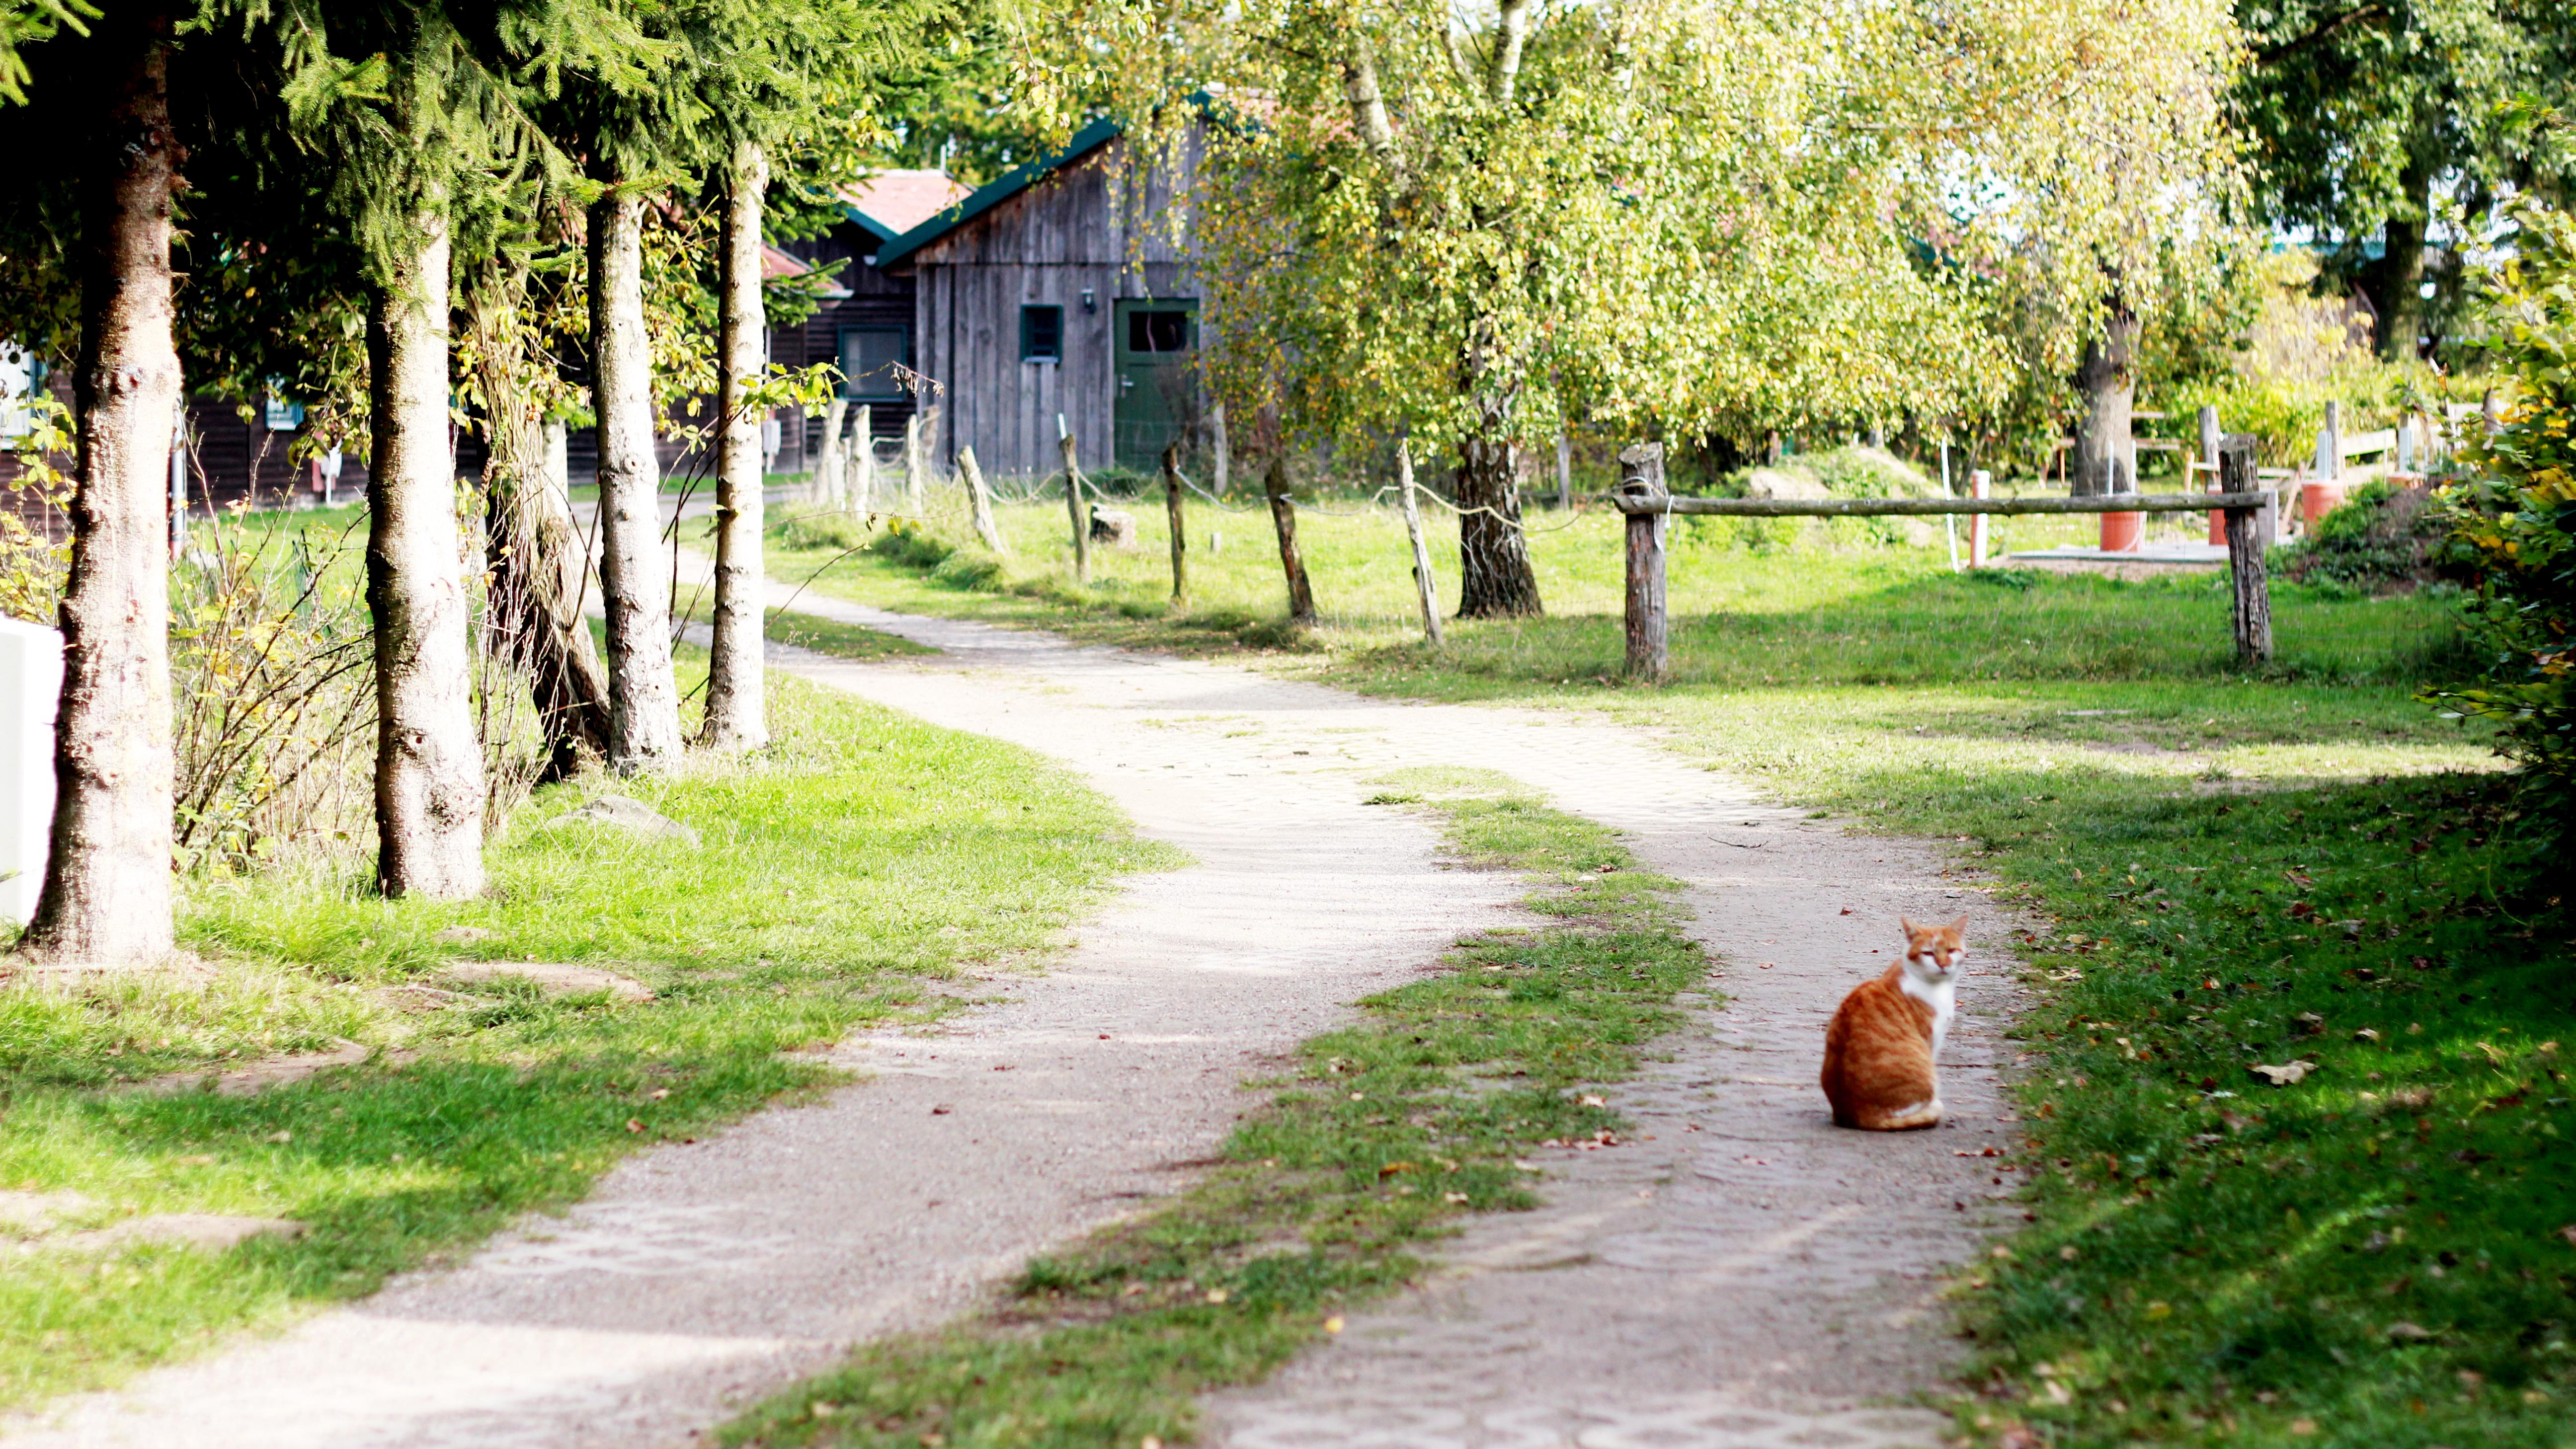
(1020, 305, 1064, 363)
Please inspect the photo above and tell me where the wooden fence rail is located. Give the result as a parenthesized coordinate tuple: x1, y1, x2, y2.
(1608, 434, 2276, 680)
(1599, 491, 2273, 518)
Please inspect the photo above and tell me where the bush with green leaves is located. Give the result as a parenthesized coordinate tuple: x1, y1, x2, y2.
(2423, 204, 2576, 808)
(2281, 477, 2447, 593)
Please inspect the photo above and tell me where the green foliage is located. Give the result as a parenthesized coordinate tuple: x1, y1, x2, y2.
(2282, 478, 2449, 594)
(2229, 0, 2576, 355)
(2423, 203, 2576, 809)
(0, 383, 72, 623)
(719, 786, 1711, 1449)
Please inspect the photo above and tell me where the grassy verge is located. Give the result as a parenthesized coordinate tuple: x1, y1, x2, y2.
(720, 774, 1713, 1449)
(0, 657, 1163, 1411)
(765, 505, 2567, 1446)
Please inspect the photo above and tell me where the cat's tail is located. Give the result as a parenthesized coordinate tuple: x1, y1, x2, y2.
(1851, 1098, 1943, 1132)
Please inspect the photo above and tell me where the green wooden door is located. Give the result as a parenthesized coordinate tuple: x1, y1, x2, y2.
(1113, 299, 1198, 471)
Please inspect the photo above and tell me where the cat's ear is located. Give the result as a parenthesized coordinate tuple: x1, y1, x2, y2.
(1947, 914, 1970, 937)
(1898, 915, 1918, 935)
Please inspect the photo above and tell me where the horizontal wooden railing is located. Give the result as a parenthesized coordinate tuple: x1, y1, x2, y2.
(1609, 436, 2278, 682)
(1597, 490, 2274, 518)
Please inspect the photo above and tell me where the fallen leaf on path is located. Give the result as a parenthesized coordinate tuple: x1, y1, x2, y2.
(930, 1105, 953, 1115)
(2251, 1062, 2316, 1086)
(1376, 1162, 1414, 1178)
(1580, 1094, 1605, 1107)
(1444, 1192, 1469, 1204)
(2557, 1225, 2576, 1247)
(1205, 1288, 1228, 1304)
(1323, 1316, 1344, 1334)
(624, 1119, 643, 1133)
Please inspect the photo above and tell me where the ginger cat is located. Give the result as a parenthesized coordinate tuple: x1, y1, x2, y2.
(1820, 915, 1968, 1131)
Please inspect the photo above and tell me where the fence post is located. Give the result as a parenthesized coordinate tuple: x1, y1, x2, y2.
(1058, 413, 1090, 586)
(904, 412, 928, 511)
(1160, 442, 1188, 607)
(1619, 443, 1668, 683)
(2220, 433, 2272, 665)
(959, 445, 1005, 555)
(1208, 402, 1230, 497)
(810, 398, 847, 508)
(846, 405, 872, 514)
(1969, 470, 1991, 567)
(1398, 438, 1443, 647)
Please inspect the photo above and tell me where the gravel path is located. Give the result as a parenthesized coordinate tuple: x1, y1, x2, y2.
(4, 574, 2025, 1449)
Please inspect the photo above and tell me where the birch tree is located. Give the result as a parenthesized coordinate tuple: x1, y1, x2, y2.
(13, 6, 179, 965)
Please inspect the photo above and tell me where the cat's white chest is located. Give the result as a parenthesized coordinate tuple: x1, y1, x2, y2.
(1899, 971, 1957, 1060)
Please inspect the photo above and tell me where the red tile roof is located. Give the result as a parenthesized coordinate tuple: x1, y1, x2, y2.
(839, 170, 971, 236)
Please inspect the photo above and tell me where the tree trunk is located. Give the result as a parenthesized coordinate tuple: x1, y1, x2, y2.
(588, 191, 683, 771)
(367, 211, 485, 899)
(468, 273, 609, 785)
(702, 141, 769, 754)
(2069, 296, 2138, 498)
(1263, 454, 1316, 624)
(21, 13, 179, 967)
(1454, 395, 1542, 617)
(2359, 148, 2436, 362)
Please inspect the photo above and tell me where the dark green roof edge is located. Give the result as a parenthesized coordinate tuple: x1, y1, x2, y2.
(839, 208, 899, 244)
(874, 116, 1125, 270)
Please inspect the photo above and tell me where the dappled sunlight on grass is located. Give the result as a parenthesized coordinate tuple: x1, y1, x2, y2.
(0, 662, 1168, 1410)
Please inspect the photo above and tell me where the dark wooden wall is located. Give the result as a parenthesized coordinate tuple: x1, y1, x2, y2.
(775, 220, 919, 475)
(908, 137, 1198, 480)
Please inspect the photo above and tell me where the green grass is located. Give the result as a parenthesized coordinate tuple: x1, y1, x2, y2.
(765, 495, 2567, 1446)
(0, 657, 1168, 1411)
(720, 779, 1714, 1449)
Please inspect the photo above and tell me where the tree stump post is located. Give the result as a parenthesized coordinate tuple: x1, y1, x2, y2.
(2220, 433, 2271, 665)
(959, 445, 1004, 555)
(810, 398, 848, 508)
(1058, 414, 1090, 585)
(1160, 442, 1187, 606)
(904, 412, 926, 511)
(1619, 442, 1668, 683)
(1398, 438, 1443, 646)
(849, 405, 873, 514)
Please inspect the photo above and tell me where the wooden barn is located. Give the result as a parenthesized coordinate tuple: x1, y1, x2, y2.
(875, 120, 1208, 480)
(767, 169, 969, 472)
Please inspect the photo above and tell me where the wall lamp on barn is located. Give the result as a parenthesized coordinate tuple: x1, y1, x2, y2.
(1080, 288, 1097, 314)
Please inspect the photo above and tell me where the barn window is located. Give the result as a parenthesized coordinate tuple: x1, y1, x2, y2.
(1021, 305, 1063, 362)
(839, 327, 908, 399)
(1127, 309, 1191, 353)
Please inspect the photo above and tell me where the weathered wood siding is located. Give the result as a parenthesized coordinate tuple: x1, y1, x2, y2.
(774, 220, 919, 474)
(910, 137, 1197, 480)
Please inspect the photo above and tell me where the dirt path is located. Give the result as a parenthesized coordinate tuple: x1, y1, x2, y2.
(4, 584, 2024, 1449)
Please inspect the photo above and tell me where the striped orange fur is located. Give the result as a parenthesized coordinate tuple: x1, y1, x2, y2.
(1820, 915, 1968, 1131)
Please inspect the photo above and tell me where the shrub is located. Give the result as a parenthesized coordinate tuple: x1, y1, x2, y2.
(776, 512, 875, 552)
(2279, 477, 2446, 593)
(2422, 203, 2576, 812)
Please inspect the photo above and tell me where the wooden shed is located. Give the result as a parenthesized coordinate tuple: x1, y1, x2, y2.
(877, 121, 1206, 480)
